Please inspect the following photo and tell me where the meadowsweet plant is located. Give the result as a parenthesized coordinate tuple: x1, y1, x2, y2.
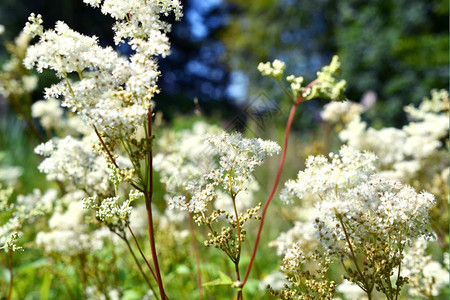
(271, 146, 436, 299)
(0, 185, 58, 299)
(170, 131, 280, 298)
(22, 1, 183, 298)
(402, 239, 449, 298)
(322, 90, 449, 248)
(0, 0, 446, 298)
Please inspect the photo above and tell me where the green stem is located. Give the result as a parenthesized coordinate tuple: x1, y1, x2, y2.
(337, 214, 371, 296)
(188, 214, 203, 300)
(7, 249, 13, 300)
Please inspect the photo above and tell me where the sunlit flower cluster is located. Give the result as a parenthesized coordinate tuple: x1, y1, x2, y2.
(35, 136, 111, 196)
(23, 0, 183, 149)
(170, 131, 280, 214)
(402, 239, 449, 298)
(154, 121, 220, 193)
(259, 55, 346, 102)
(36, 202, 104, 256)
(274, 145, 436, 298)
(335, 90, 449, 182)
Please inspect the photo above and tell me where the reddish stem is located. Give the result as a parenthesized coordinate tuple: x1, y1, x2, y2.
(146, 109, 168, 299)
(241, 82, 316, 287)
(241, 103, 298, 286)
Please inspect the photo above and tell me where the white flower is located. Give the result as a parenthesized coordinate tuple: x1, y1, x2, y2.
(154, 121, 220, 193)
(336, 280, 368, 300)
(321, 100, 364, 124)
(36, 201, 103, 255)
(257, 59, 285, 78)
(203, 131, 280, 196)
(31, 98, 64, 131)
(35, 136, 111, 195)
(280, 145, 376, 204)
(259, 271, 289, 291)
(402, 239, 449, 297)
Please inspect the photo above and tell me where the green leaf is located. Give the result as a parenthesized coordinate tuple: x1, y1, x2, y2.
(40, 271, 53, 299)
(202, 271, 233, 287)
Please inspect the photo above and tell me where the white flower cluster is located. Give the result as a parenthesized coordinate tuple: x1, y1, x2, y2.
(334, 90, 449, 182)
(170, 131, 280, 215)
(402, 239, 449, 298)
(35, 136, 111, 196)
(335, 279, 368, 300)
(269, 220, 316, 256)
(31, 98, 91, 136)
(204, 131, 280, 195)
(36, 201, 104, 256)
(0, 31, 38, 99)
(258, 271, 289, 292)
(23, 0, 182, 144)
(280, 145, 377, 204)
(1, 187, 59, 252)
(277, 145, 436, 296)
(257, 59, 286, 78)
(0, 154, 23, 185)
(0, 186, 21, 251)
(83, 189, 142, 227)
(320, 100, 364, 124)
(31, 98, 63, 131)
(154, 121, 220, 193)
(16, 188, 58, 216)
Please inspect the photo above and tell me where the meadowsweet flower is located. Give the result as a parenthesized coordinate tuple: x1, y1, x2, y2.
(402, 239, 449, 298)
(171, 131, 279, 272)
(31, 98, 64, 131)
(203, 131, 280, 196)
(336, 280, 368, 300)
(23, 0, 183, 155)
(257, 59, 285, 78)
(328, 90, 449, 247)
(275, 146, 436, 298)
(36, 201, 104, 255)
(35, 136, 111, 196)
(320, 100, 364, 124)
(259, 271, 289, 291)
(154, 121, 220, 193)
(280, 145, 376, 204)
(269, 220, 316, 256)
(336, 90, 449, 182)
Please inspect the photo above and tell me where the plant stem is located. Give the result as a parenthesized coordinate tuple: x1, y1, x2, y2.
(240, 82, 317, 288)
(337, 213, 371, 296)
(120, 231, 159, 299)
(7, 249, 13, 300)
(188, 214, 203, 300)
(93, 126, 143, 192)
(241, 102, 298, 287)
(126, 224, 157, 281)
(232, 196, 243, 300)
(145, 109, 167, 299)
